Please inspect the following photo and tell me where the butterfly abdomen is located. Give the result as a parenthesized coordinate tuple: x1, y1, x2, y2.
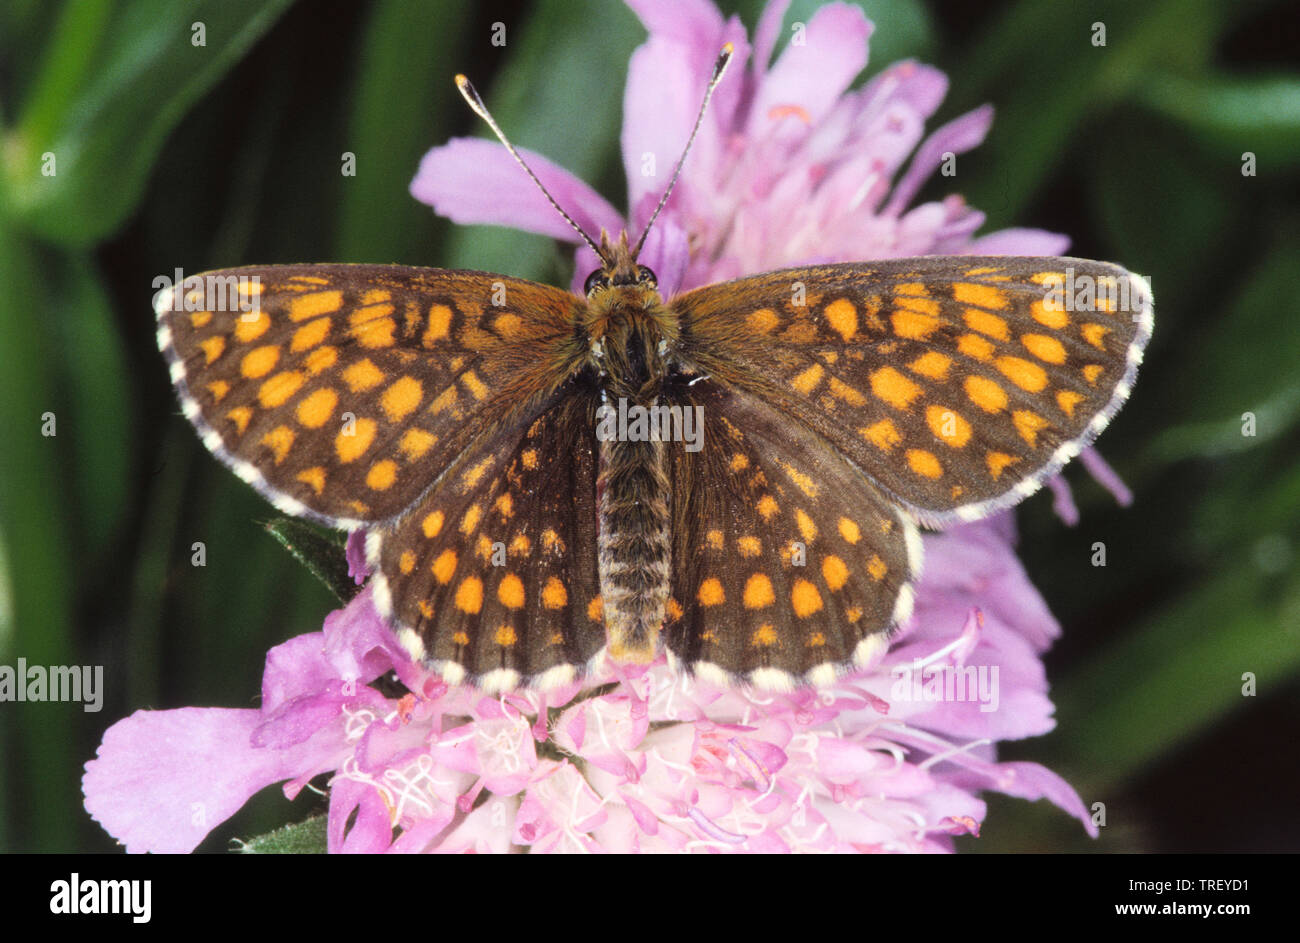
(591, 297, 676, 664)
(597, 431, 672, 662)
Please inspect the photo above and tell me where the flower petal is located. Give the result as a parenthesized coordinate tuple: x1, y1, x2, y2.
(747, 3, 871, 138)
(83, 708, 339, 854)
(410, 138, 622, 244)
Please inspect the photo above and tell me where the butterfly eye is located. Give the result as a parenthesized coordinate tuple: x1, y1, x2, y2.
(637, 265, 657, 285)
(584, 270, 609, 295)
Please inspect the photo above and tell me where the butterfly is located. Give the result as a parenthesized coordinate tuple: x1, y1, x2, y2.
(156, 46, 1152, 693)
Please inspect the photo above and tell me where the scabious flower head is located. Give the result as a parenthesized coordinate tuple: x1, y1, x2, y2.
(86, 0, 1109, 852)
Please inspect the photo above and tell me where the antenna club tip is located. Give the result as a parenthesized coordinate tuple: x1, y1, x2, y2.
(454, 74, 469, 87)
(721, 42, 734, 55)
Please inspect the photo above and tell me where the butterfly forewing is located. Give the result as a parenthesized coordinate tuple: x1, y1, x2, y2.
(671, 256, 1152, 527)
(156, 264, 583, 527)
(666, 381, 921, 689)
(368, 391, 605, 691)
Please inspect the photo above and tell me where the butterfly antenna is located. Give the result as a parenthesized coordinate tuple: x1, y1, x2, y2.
(455, 74, 605, 259)
(632, 43, 734, 260)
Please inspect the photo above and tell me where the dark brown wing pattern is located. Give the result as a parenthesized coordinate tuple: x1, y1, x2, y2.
(671, 256, 1152, 527)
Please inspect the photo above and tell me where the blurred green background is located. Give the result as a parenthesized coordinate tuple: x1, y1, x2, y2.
(1, 0, 1297, 853)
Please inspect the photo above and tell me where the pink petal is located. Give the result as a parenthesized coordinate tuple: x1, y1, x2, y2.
(752, 0, 793, 75)
(621, 38, 727, 217)
(885, 105, 993, 215)
(965, 227, 1071, 256)
(410, 138, 622, 245)
(1080, 448, 1133, 506)
(83, 708, 339, 854)
(328, 778, 394, 853)
(748, 4, 872, 138)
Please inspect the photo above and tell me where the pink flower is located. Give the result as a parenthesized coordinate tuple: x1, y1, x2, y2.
(85, 0, 1116, 853)
(86, 531, 1094, 853)
(412, 0, 1070, 300)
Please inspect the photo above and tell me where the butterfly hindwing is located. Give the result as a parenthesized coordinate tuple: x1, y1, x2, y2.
(156, 264, 583, 528)
(368, 390, 605, 691)
(664, 380, 922, 689)
(670, 256, 1152, 526)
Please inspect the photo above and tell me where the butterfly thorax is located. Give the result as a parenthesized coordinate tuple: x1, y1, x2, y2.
(583, 237, 679, 664)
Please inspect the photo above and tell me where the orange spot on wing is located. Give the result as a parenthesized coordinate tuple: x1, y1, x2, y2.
(743, 574, 775, 609)
(336, 417, 377, 463)
(365, 459, 398, 490)
(498, 573, 525, 609)
(288, 291, 342, 321)
(891, 309, 942, 340)
(986, 451, 1018, 479)
(240, 344, 280, 378)
(542, 577, 568, 610)
(1022, 333, 1067, 364)
(906, 448, 943, 479)
(1031, 299, 1069, 329)
(400, 428, 437, 461)
(822, 555, 849, 590)
(226, 406, 252, 435)
(199, 336, 226, 364)
(381, 376, 423, 423)
(258, 371, 305, 408)
(746, 308, 780, 334)
(908, 351, 953, 380)
(1056, 390, 1085, 417)
(432, 549, 457, 583)
(791, 579, 824, 618)
(342, 358, 384, 392)
(861, 418, 903, 451)
(291, 316, 331, 352)
(957, 333, 995, 361)
(964, 374, 1008, 413)
(423, 304, 453, 345)
(295, 387, 337, 428)
(996, 355, 1048, 392)
(791, 363, 824, 394)
(1012, 410, 1051, 448)
(304, 345, 337, 375)
(870, 367, 923, 410)
(698, 578, 725, 606)
(964, 308, 1010, 341)
(260, 425, 294, 464)
(926, 405, 972, 447)
(296, 466, 326, 495)
(1080, 323, 1111, 350)
(823, 298, 857, 341)
(455, 577, 483, 614)
(234, 311, 270, 343)
(953, 283, 1008, 310)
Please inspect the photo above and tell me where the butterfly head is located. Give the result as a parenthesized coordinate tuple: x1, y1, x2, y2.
(584, 231, 657, 298)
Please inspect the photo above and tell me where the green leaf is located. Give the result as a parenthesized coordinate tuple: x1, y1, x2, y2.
(948, 0, 1248, 228)
(263, 518, 357, 604)
(2, 0, 294, 245)
(0, 224, 76, 850)
(1146, 231, 1300, 462)
(234, 814, 328, 854)
(1138, 71, 1300, 167)
(333, 0, 472, 264)
(1045, 556, 1300, 795)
